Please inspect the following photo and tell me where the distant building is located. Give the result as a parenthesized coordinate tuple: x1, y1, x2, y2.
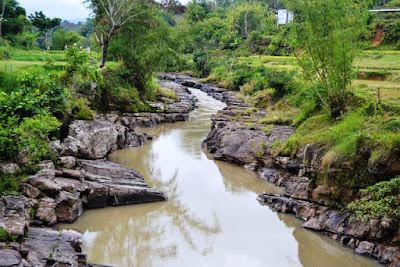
(277, 9, 294, 25)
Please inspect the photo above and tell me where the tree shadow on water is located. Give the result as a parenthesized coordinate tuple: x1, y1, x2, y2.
(79, 169, 221, 266)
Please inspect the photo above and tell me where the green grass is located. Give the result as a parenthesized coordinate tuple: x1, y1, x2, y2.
(280, 109, 400, 186)
(233, 52, 400, 111)
(0, 60, 66, 71)
(238, 55, 297, 70)
(354, 53, 400, 70)
(353, 80, 400, 109)
(2, 47, 66, 61)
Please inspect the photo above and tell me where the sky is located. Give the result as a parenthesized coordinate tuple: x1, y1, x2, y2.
(18, 0, 190, 23)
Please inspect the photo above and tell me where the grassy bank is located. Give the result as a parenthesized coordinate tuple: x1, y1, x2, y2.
(194, 49, 400, 199)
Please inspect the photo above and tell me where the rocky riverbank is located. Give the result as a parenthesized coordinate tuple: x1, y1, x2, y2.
(161, 72, 400, 267)
(0, 80, 197, 266)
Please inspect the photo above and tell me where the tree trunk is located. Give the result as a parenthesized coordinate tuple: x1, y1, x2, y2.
(44, 32, 49, 49)
(286, 9, 289, 24)
(99, 26, 116, 68)
(244, 12, 248, 38)
(99, 40, 109, 68)
(0, 0, 6, 38)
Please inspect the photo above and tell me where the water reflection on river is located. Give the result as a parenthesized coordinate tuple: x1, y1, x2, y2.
(59, 89, 381, 267)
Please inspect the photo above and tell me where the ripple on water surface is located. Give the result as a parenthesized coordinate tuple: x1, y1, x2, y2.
(59, 89, 381, 267)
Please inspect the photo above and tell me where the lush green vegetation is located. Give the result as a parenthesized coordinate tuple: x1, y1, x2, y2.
(348, 176, 400, 220)
(0, 0, 400, 219)
(165, 0, 400, 220)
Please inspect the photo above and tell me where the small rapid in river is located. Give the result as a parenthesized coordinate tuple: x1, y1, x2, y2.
(60, 88, 380, 267)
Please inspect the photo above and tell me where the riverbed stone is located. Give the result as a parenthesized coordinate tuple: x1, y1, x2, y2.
(21, 183, 40, 199)
(78, 159, 167, 207)
(35, 160, 56, 172)
(59, 168, 84, 179)
(116, 125, 128, 149)
(0, 249, 22, 267)
(49, 140, 62, 153)
(284, 176, 311, 200)
(54, 177, 87, 193)
(28, 169, 61, 196)
(0, 196, 30, 236)
(60, 136, 80, 157)
(83, 181, 108, 208)
(55, 191, 83, 223)
(126, 132, 145, 147)
(23, 227, 81, 266)
(59, 156, 77, 169)
(78, 159, 143, 180)
(355, 241, 375, 257)
(67, 120, 119, 159)
(35, 197, 57, 226)
(0, 162, 20, 175)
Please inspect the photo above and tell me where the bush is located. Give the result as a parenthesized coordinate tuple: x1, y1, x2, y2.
(0, 70, 68, 120)
(67, 96, 95, 120)
(99, 68, 141, 112)
(0, 227, 18, 242)
(0, 174, 21, 195)
(0, 47, 10, 60)
(0, 114, 61, 163)
(383, 120, 400, 133)
(0, 68, 65, 164)
(348, 176, 400, 220)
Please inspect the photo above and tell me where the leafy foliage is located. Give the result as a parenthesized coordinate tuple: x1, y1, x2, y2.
(284, 0, 369, 117)
(348, 176, 400, 220)
(0, 114, 61, 163)
(108, 5, 178, 97)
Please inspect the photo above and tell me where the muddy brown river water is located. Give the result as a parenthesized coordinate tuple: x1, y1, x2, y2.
(60, 89, 381, 267)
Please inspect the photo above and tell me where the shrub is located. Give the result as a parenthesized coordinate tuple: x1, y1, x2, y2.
(0, 114, 61, 163)
(348, 176, 400, 220)
(0, 227, 18, 243)
(99, 68, 141, 112)
(383, 120, 400, 133)
(0, 174, 21, 195)
(67, 96, 95, 120)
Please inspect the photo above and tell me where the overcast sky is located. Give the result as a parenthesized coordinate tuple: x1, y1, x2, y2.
(18, 0, 190, 22)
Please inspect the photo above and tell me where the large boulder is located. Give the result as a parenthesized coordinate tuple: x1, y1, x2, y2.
(126, 132, 145, 147)
(0, 162, 20, 175)
(23, 227, 83, 266)
(59, 156, 77, 169)
(21, 183, 40, 199)
(54, 178, 87, 193)
(355, 241, 375, 257)
(204, 123, 294, 166)
(83, 181, 109, 209)
(28, 169, 61, 196)
(66, 120, 119, 159)
(55, 191, 83, 223)
(0, 249, 22, 267)
(35, 197, 57, 226)
(78, 159, 144, 180)
(0, 196, 31, 236)
(78, 160, 167, 208)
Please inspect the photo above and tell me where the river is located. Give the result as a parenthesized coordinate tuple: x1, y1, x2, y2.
(60, 88, 381, 267)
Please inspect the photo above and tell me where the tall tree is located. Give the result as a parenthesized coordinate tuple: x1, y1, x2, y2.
(0, 0, 5, 37)
(283, 0, 368, 117)
(107, 6, 176, 95)
(29, 11, 60, 49)
(227, 1, 268, 39)
(89, 0, 148, 68)
(0, 0, 27, 38)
